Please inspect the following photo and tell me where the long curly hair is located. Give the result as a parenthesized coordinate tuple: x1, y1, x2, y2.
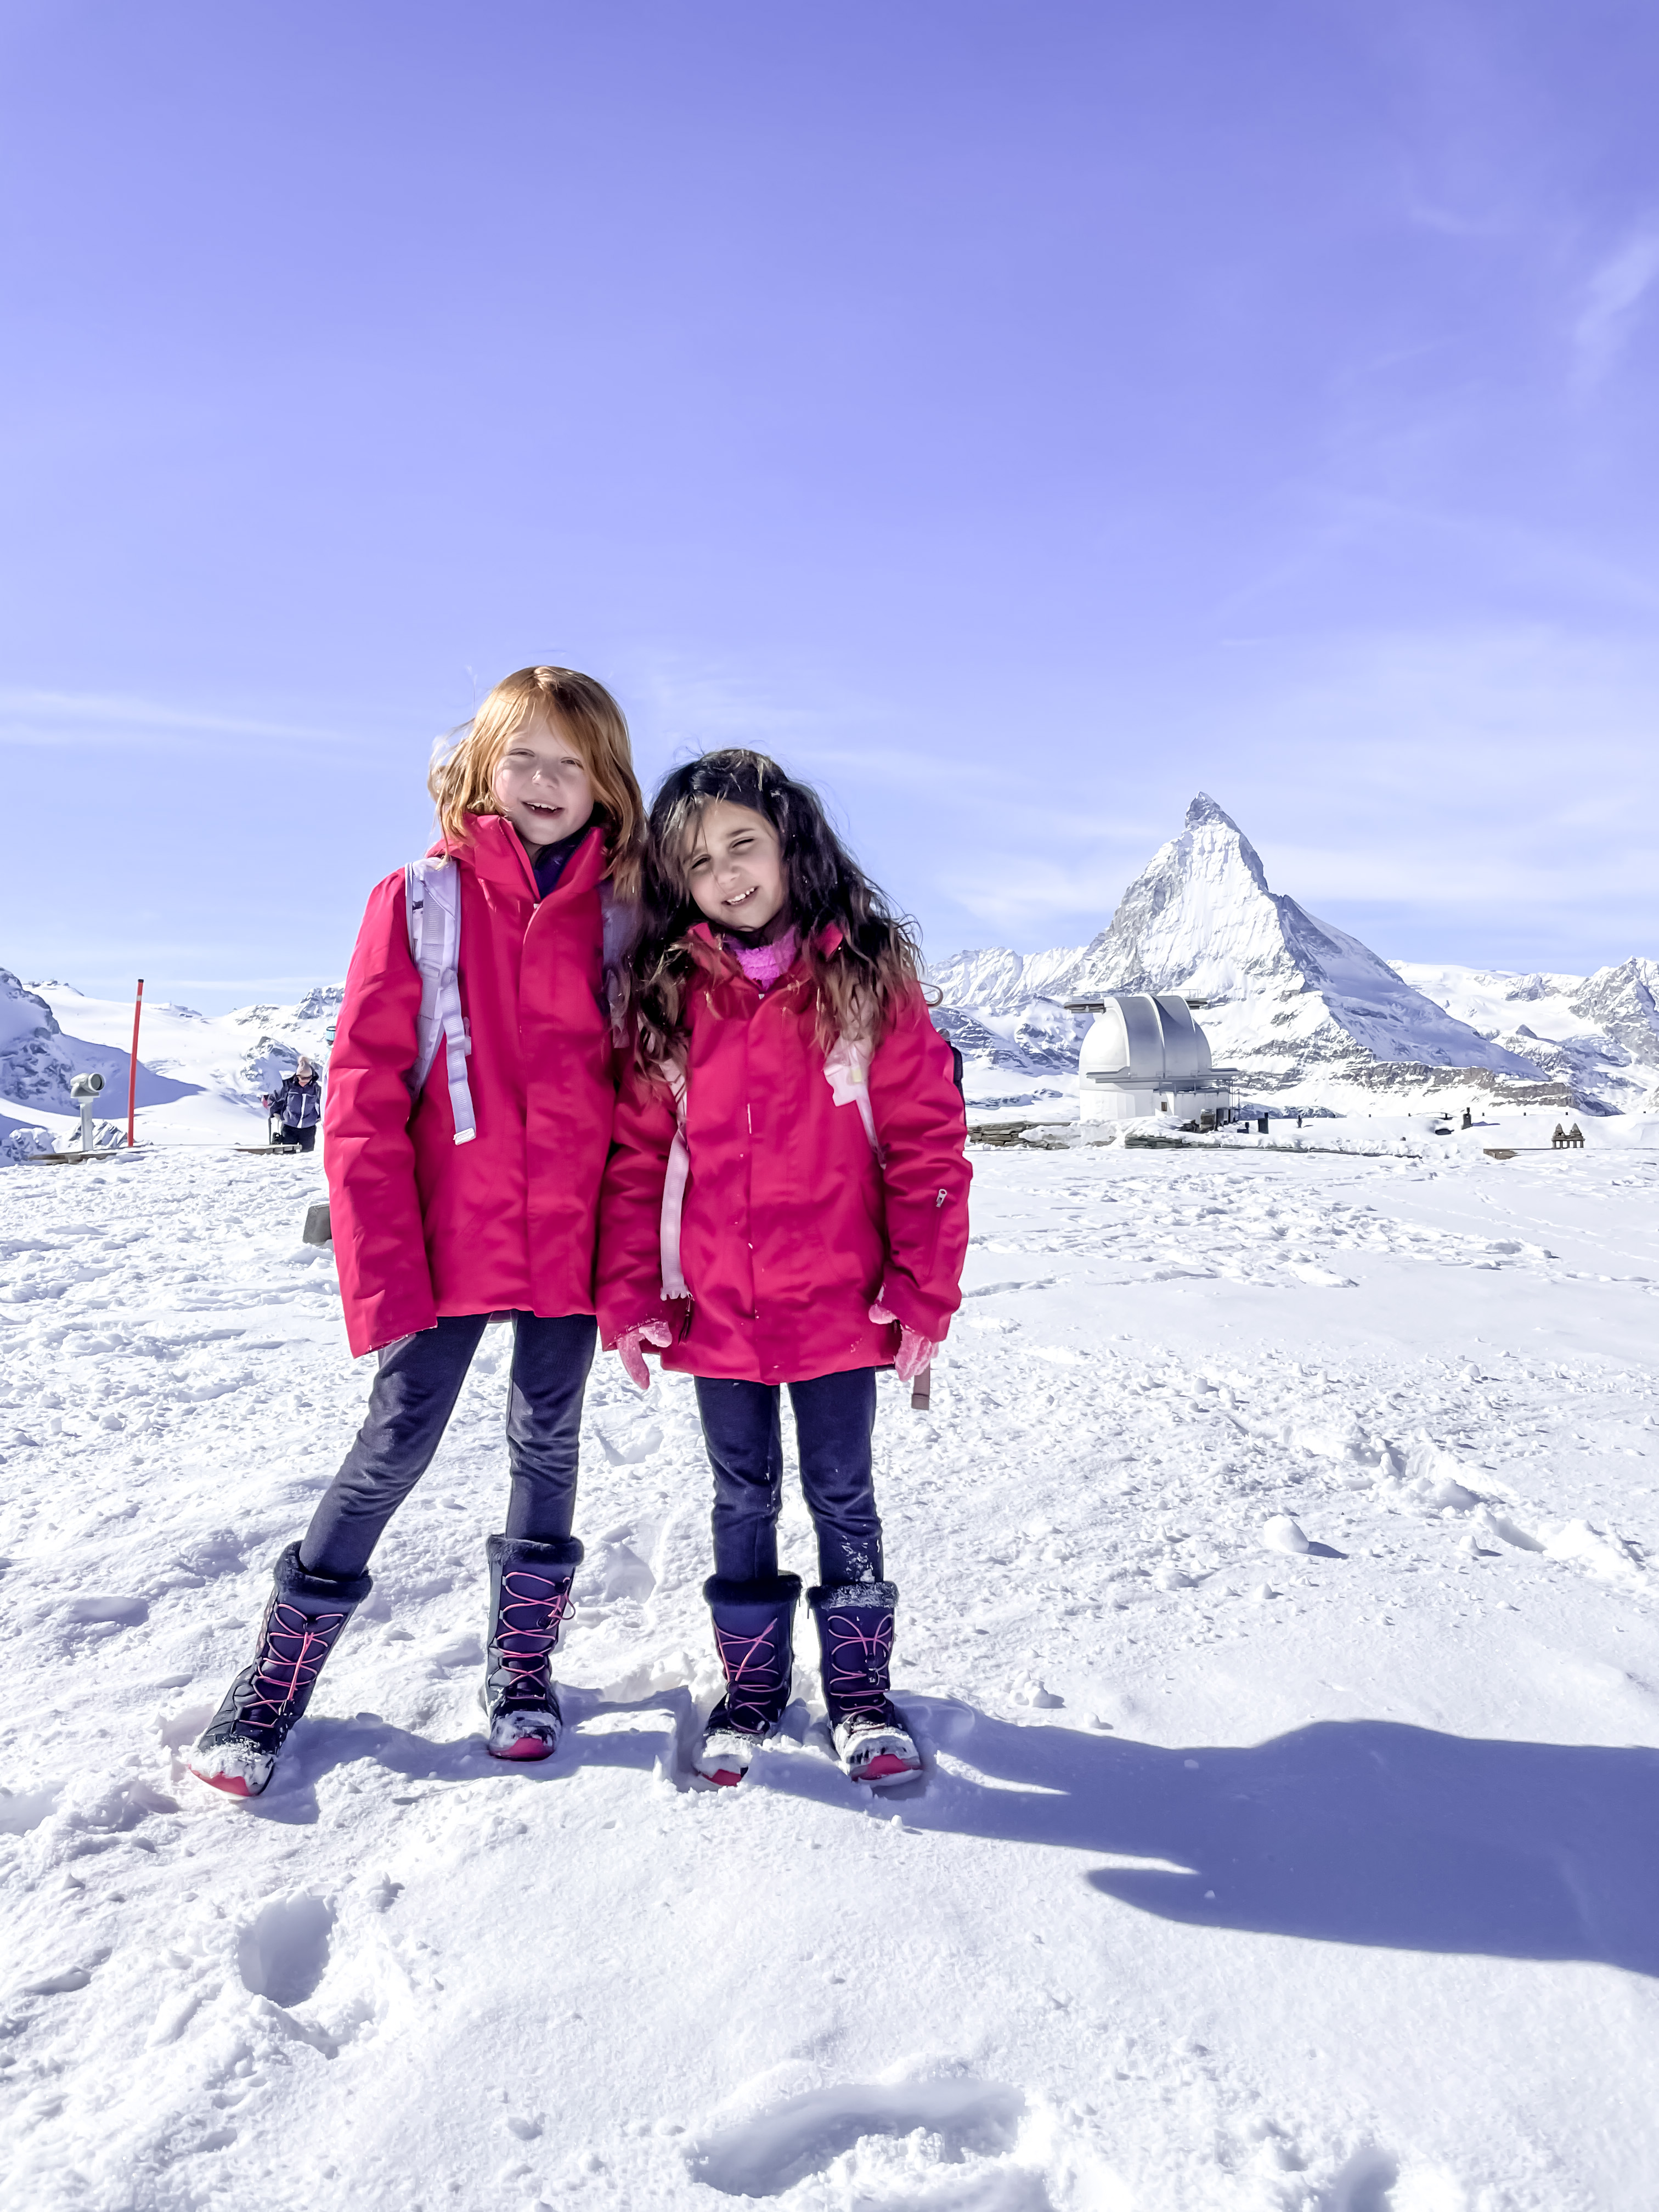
(631, 749, 926, 1071)
(427, 665, 645, 900)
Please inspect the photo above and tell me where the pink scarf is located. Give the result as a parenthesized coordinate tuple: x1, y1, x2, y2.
(729, 926, 799, 996)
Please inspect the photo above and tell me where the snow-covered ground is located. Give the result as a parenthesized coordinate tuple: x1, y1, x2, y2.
(4, 1135, 1659, 2209)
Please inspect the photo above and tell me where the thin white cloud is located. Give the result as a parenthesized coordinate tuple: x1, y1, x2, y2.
(910, 621, 1659, 963)
(0, 687, 363, 751)
(1218, 489, 1659, 627)
(154, 977, 345, 992)
(1573, 221, 1659, 390)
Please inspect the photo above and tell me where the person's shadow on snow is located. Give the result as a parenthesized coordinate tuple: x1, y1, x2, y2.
(766, 1700, 1659, 1978)
(228, 1689, 1659, 1978)
(223, 1686, 695, 1826)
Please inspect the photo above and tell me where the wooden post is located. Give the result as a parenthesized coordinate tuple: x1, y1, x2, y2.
(127, 979, 144, 1149)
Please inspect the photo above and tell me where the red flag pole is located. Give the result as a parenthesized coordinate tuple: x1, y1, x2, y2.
(127, 979, 144, 1149)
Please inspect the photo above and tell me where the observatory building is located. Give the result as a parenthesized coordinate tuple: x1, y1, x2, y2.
(1066, 993, 1238, 1125)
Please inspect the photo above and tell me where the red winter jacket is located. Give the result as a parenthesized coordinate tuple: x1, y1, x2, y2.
(596, 927, 970, 1384)
(325, 815, 618, 1357)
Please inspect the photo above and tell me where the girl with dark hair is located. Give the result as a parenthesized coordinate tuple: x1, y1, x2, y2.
(597, 749, 969, 1788)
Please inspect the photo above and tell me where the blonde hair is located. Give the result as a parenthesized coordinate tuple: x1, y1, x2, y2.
(428, 666, 645, 898)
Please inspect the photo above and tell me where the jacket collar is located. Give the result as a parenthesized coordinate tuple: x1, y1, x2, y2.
(684, 918, 842, 985)
(430, 814, 607, 903)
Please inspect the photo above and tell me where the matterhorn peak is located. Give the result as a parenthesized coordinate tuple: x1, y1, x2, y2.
(1175, 792, 1270, 896)
(1184, 791, 1240, 833)
(1056, 798, 1542, 1085)
(930, 794, 1655, 1111)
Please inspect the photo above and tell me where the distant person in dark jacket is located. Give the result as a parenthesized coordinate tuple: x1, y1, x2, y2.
(265, 1058, 323, 1151)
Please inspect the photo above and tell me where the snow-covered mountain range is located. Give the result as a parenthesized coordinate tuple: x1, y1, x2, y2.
(930, 795, 1659, 1116)
(3, 792, 1655, 1151)
(0, 974, 342, 1157)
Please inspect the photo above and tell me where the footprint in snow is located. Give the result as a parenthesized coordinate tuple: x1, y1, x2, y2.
(22, 1966, 93, 1996)
(580, 1540, 656, 1604)
(687, 2076, 1025, 2199)
(236, 1893, 334, 2008)
(63, 1594, 149, 1629)
(593, 1412, 663, 1465)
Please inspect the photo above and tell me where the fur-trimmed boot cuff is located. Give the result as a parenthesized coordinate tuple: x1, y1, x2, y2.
(486, 1532, 585, 1572)
(279, 1541, 374, 1609)
(703, 1571, 802, 1609)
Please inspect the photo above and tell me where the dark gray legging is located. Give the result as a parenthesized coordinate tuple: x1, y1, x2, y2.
(695, 1367, 881, 1585)
(300, 1312, 596, 1578)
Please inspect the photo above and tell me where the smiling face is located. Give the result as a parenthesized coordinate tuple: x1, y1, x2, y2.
(682, 800, 789, 936)
(491, 710, 596, 852)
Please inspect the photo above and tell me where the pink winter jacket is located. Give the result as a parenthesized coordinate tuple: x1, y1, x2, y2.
(596, 927, 970, 1384)
(325, 816, 619, 1357)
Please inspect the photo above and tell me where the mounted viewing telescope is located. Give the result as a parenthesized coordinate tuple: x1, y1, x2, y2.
(68, 1070, 105, 1154)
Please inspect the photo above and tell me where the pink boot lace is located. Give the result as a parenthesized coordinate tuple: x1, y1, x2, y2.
(713, 1618, 790, 1733)
(245, 1601, 352, 1727)
(492, 1568, 572, 1705)
(820, 1606, 895, 1723)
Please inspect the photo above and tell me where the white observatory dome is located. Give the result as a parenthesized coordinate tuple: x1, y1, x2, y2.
(1069, 994, 1231, 1124)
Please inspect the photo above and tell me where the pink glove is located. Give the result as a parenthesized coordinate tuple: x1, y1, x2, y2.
(616, 1319, 673, 1391)
(868, 1302, 937, 1384)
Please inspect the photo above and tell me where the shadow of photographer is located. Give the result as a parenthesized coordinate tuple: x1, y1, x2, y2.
(770, 1699, 1659, 1977)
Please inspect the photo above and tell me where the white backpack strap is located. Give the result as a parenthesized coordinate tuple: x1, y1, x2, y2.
(404, 859, 476, 1147)
(658, 1060, 690, 1300)
(822, 1031, 879, 1154)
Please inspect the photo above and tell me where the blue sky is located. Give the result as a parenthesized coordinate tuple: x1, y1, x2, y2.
(3, 1, 1657, 1009)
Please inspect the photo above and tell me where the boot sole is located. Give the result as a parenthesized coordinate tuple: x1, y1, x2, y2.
(830, 1718, 923, 1787)
(858, 1751, 922, 1784)
(693, 1732, 762, 1787)
(488, 1736, 558, 1762)
(186, 1760, 269, 1799)
(692, 1748, 754, 1787)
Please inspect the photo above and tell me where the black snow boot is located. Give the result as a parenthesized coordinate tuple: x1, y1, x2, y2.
(483, 1533, 583, 1761)
(188, 1543, 371, 1799)
(693, 1572, 802, 1786)
(809, 1581, 922, 1787)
